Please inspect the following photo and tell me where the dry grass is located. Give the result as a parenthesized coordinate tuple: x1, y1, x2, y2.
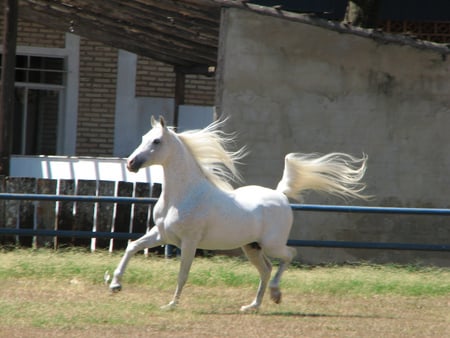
(0, 249, 449, 337)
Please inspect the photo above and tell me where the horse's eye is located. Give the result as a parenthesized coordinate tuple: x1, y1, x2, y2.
(153, 139, 161, 145)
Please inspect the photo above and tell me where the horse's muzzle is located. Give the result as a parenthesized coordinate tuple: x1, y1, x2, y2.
(127, 157, 141, 173)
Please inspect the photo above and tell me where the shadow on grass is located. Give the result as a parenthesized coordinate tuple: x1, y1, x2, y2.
(261, 311, 394, 319)
(200, 310, 394, 320)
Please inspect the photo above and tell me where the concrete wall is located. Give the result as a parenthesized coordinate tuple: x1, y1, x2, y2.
(217, 8, 450, 265)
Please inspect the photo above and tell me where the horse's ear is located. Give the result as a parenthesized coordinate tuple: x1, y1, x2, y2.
(151, 115, 166, 128)
(159, 116, 166, 128)
(151, 115, 157, 127)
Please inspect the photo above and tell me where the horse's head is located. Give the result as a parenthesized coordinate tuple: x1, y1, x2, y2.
(127, 116, 169, 172)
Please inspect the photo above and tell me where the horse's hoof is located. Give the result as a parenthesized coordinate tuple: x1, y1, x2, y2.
(240, 303, 260, 312)
(270, 286, 282, 304)
(161, 301, 177, 311)
(109, 284, 122, 293)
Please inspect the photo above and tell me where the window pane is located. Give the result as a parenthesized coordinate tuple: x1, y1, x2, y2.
(34, 89, 59, 154)
(16, 55, 28, 69)
(43, 71, 64, 85)
(13, 88, 60, 155)
(28, 70, 41, 83)
(12, 88, 25, 154)
(42, 56, 64, 70)
(29, 56, 42, 69)
(15, 69, 27, 82)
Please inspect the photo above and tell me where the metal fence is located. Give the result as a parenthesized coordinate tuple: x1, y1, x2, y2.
(0, 177, 161, 252)
(0, 192, 449, 252)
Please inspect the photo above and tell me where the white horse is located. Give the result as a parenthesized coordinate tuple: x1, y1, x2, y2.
(110, 116, 369, 312)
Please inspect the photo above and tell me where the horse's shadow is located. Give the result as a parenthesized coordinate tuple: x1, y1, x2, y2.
(201, 310, 393, 320)
(260, 311, 392, 319)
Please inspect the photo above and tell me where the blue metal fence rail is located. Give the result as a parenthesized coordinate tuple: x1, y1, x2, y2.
(0, 193, 449, 251)
(0, 193, 158, 205)
(292, 203, 450, 215)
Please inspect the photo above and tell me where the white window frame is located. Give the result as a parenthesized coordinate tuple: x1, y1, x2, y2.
(0, 33, 79, 155)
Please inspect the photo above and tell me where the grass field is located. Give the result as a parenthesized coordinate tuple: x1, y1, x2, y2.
(0, 248, 449, 337)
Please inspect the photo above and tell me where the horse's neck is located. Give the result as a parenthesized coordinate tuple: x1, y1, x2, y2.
(160, 138, 206, 203)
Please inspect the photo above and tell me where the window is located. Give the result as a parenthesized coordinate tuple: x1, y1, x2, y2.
(1, 54, 66, 155)
(15, 55, 65, 85)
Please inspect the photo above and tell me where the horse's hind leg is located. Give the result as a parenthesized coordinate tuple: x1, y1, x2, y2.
(265, 245, 297, 304)
(240, 243, 272, 312)
(110, 226, 164, 292)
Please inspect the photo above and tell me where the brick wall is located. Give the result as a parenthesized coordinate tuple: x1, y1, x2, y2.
(136, 55, 216, 106)
(380, 21, 450, 43)
(0, 15, 65, 48)
(76, 39, 117, 156)
(0, 4, 63, 45)
(136, 56, 175, 98)
(1, 15, 216, 157)
(16, 19, 65, 48)
(1, 13, 118, 157)
(185, 73, 216, 106)
(77, 49, 216, 156)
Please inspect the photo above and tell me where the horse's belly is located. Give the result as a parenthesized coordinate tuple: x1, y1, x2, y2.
(161, 185, 292, 251)
(197, 233, 254, 250)
(192, 212, 254, 250)
(197, 236, 252, 251)
(197, 189, 292, 250)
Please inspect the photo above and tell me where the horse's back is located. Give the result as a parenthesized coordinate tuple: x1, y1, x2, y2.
(232, 185, 293, 229)
(189, 185, 292, 250)
(232, 185, 290, 210)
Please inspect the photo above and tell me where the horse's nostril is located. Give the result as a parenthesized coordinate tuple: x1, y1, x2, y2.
(127, 156, 142, 172)
(127, 157, 137, 172)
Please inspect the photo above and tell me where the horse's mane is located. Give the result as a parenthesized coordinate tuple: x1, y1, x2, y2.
(176, 120, 246, 192)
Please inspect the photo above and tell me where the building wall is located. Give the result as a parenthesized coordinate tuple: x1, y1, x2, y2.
(1, 14, 216, 157)
(136, 55, 216, 106)
(77, 39, 117, 156)
(184, 73, 216, 106)
(15, 19, 65, 48)
(217, 8, 450, 265)
(136, 56, 175, 99)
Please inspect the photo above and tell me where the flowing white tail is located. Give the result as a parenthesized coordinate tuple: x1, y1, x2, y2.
(276, 152, 369, 202)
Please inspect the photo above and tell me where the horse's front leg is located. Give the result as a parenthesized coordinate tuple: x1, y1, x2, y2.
(110, 226, 164, 292)
(161, 240, 197, 310)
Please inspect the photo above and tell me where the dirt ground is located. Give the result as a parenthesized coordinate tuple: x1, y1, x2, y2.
(1, 279, 449, 338)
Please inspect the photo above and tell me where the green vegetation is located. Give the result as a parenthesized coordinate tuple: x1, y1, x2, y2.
(0, 249, 449, 337)
(1, 248, 449, 297)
